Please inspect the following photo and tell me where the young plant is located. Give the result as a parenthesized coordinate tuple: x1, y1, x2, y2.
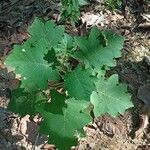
(60, 0, 89, 25)
(5, 18, 133, 150)
(105, 0, 122, 10)
(60, 0, 80, 25)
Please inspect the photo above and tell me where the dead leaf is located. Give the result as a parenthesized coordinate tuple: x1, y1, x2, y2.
(138, 84, 150, 106)
(18, 115, 39, 144)
(81, 12, 104, 26)
(95, 114, 127, 137)
(135, 112, 149, 138)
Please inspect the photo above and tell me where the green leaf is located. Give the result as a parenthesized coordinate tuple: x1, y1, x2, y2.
(5, 41, 59, 91)
(28, 18, 65, 49)
(105, 0, 122, 10)
(90, 74, 133, 117)
(8, 88, 47, 117)
(54, 33, 77, 72)
(43, 48, 59, 69)
(61, 0, 80, 24)
(64, 65, 97, 101)
(54, 33, 75, 63)
(44, 34, 75, 72)
(38, 97, 91, 150)
(45, 90, 66, 114)
(78, 0, 89, 6)
(55, 33, 75, 53)
(74, 26, 124, 69)
(5, 18, 65, 91)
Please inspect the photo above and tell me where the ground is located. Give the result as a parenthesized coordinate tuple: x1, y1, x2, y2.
(0, 0, 150, 150)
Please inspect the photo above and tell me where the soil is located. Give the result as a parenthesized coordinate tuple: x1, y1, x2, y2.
(0, 0, 150, 150)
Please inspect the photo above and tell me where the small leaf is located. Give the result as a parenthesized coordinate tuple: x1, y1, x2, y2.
(90, 74, 133, 117)
(53, 33, 76, 72)
(38, 97, 91, 150)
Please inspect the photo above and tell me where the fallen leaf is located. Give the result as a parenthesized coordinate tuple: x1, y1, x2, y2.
(138, 84, 150, 106)
(95, 114, 127, 136)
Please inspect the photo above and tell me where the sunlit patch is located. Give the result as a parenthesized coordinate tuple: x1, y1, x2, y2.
(22, 49, 26, 52)
(23, 77, 27, 80)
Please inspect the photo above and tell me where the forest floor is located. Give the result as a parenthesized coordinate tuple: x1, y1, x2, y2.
(0, 0, 150, 150)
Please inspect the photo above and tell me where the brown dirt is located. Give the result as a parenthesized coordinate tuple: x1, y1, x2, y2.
(0, 0, 150, 150)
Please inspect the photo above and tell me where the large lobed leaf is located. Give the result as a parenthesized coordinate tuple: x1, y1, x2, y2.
(28, 18, 65, 49)
(8, 88, 47, 117)
(90, 74, 133, 117)
(44, 90, 66, 114)
(38, 91, 91, 150)
(64, 65, 97, 101)
(5, 18, 64, 91)
(74, 26, 124, 69)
